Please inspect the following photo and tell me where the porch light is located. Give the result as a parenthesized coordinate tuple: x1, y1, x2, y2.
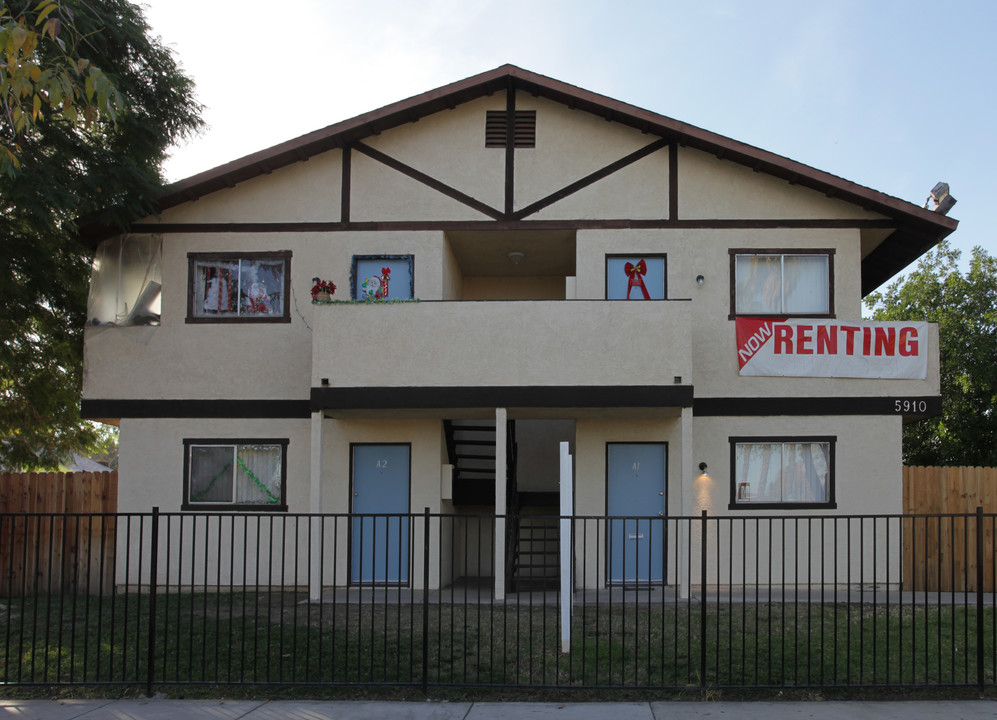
(696, 274, 705, 286)
(698, 462, 708, 475)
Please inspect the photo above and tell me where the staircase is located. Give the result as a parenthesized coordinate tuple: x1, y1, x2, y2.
(445, 420, 497, 506)
(443, 419, 560, 592)
(510, 514, 559, 591)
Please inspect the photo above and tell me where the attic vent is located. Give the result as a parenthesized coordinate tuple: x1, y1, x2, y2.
(485, 110, 536, 148)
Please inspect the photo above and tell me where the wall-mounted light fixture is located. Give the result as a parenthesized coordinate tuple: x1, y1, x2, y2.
(699, 462, 708, 474)
(508, 251, 525, 265)
(696, 275, 705, 286)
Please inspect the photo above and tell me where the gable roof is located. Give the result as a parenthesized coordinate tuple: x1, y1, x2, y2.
(77, 64, 956, 294)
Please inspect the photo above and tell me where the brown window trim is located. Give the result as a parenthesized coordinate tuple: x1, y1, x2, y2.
(727, 248, 834, 321)
(186, 250, 292, 324)
(182, 437, 289, 512)
(728, 435, 836, 510)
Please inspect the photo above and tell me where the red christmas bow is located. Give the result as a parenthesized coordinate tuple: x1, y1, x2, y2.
(624, 259, 650, 300)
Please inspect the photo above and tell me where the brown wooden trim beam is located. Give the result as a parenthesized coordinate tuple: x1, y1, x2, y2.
(669, 140, 678, 220)
(505, 80, 515, 217)
(127, 218, 897, 234)
(341, 144, 351, 224)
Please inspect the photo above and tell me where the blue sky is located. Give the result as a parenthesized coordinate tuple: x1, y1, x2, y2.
(142, 0, 993, 288)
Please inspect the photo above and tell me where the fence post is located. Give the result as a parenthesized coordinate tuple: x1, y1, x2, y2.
(146, 507, 159, 698)
(977, 505, 985, 696)
(422, 507, 430, 694)
(700, 509, 708, 694)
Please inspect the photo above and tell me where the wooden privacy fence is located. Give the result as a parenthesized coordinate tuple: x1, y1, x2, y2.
(902, 465, 997, 592)
(0, 472, 118, 596)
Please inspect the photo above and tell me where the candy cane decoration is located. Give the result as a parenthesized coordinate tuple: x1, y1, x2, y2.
(379, 267, 391, 299)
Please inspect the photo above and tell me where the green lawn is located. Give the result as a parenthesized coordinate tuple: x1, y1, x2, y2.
(1, 592, 994, 690)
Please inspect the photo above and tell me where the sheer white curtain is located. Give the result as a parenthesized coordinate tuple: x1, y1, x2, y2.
(735, 254, 828, 314)
(735, 255, 782, 313)
(736, 441, 830, 503)
(783, 255, 828, 313)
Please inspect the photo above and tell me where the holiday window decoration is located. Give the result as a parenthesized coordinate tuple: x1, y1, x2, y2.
(311, 278, 337, 302)
(352, 255, 413, 300)
(605, 255, 666, 300)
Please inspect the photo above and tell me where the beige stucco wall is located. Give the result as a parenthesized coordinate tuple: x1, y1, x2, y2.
(156, 150, 344, 224)
(681, 413, 904, 588)
(572, 417, 685, 588)
(312, 300, 692, 389)
(460, 276, 565, 300)
(514, 96, 668, 219)
(319, 418, 447, 589)
(116, 416, 312, 513)
(361, 96, 505, 213)
(678, 147, 888, 221)
(84, 230, 447, 401)
(114, 416, 312, 587)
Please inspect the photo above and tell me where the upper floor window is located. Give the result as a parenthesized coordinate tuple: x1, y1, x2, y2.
(730, 249, 833, 318)
(88, 235, 162, 326)
(729, 436, 835, 510)
(351, 255, 414, 300)
(182, 438, 288, 511)
(606, 255, 667, 300)
(187, 251, 291, 323)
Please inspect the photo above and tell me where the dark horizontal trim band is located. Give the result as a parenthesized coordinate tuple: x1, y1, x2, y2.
(126, 218, 897, 234)
(694, 395, 941, 417)
(81, 393, 938, 418)
(80, 399, 311, 419)
(312, 386, 694, 411)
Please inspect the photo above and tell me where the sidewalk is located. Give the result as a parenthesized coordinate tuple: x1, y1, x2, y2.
(2, 699, 996, 720)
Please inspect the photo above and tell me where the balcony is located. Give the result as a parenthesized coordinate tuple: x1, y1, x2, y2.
(311, 300, 693, 413)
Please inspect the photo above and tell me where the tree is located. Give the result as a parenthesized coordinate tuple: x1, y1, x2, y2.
(865, 241, 997, 466)
(0, 0, 202, 469)
(1, 1, 123, 175)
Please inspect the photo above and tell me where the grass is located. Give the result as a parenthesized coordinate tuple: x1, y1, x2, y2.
(1, 591, 995, 695)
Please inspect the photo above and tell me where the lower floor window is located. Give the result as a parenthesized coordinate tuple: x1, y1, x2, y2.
(729, 436, 834, 509)
(183, 439, 288, 510)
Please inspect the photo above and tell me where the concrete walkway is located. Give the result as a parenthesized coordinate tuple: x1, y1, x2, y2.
(2, 699, 996, 719)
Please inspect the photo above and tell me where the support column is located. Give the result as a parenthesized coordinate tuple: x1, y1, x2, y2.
(309, 410, 323, 602)
(494, 407, 507, 602)
(679, 406, 693, 600)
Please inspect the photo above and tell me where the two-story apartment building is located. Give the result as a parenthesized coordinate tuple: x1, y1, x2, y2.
(80, 65, 956, 594)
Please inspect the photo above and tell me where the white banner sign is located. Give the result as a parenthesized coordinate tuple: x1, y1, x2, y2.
(736, 318, 929, 379)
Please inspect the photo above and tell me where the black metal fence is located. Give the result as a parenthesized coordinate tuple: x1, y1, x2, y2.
(1, 509, 996, 693)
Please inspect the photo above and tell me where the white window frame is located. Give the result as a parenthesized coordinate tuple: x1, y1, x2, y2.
(182, 438, 288, 511)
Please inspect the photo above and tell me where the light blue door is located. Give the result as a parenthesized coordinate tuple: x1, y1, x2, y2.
(607, 443, 666, 585)
(351, 444, 410, 584)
